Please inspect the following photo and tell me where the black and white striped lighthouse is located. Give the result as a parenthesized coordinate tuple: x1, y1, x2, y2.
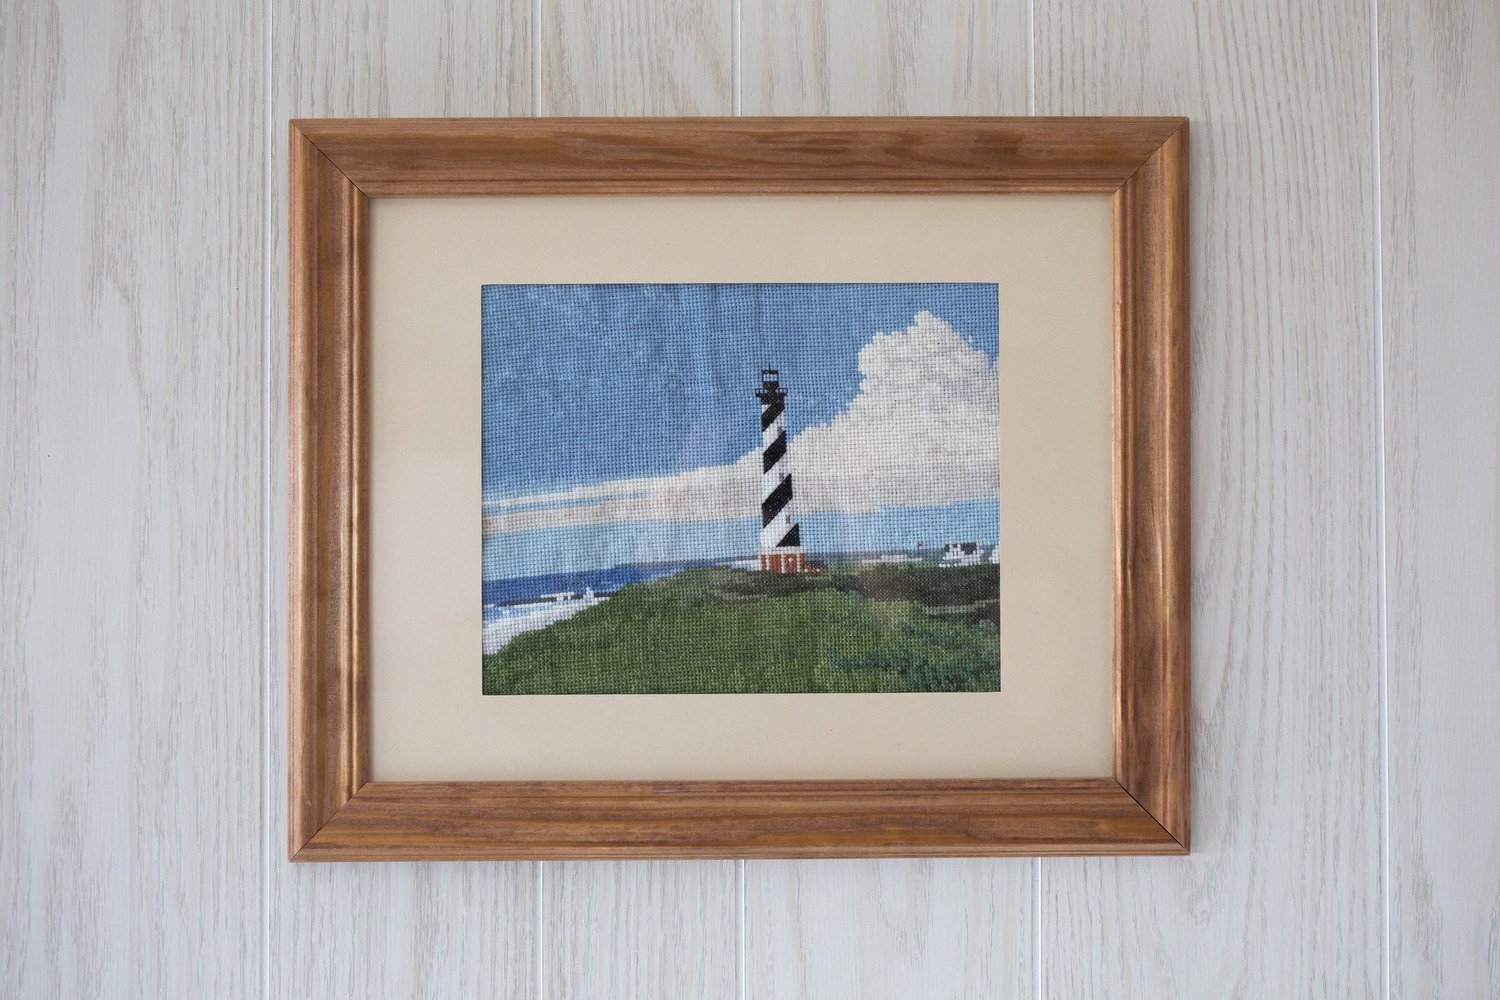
(756, 369, 806, 573)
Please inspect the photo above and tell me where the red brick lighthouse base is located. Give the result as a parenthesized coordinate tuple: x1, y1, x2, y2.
(758, 550, 808, 574)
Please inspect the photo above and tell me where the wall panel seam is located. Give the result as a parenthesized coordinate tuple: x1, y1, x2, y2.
(1029, 10, 1040, 993)
(531, 0, 544, 983)
(261, 0, 275, 991)
(1368, 0, 1392, 993)
(734, 9, 744, 995)
(531, 0, 543, 115)
(737, 860, 747, 1000)
(1033, 857, 1042, 1000)
(536, 862, 546, 999)
(731, 0, 742, 115)
(1026, 0, 1036, 116)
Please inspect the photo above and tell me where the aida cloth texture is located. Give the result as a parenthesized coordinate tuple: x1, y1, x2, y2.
(481, 282, 1002, 695)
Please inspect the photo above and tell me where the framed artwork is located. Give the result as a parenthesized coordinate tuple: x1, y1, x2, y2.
(480, 281, 1003, 696)
(289, 117, 1190, 860)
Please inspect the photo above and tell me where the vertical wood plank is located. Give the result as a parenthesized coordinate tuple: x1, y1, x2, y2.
(534, 5, 740, 994)
(740, 5, 1034, 995)
(1381, 0, 1500, 993)
(746, 860, 1032, 1000)
(741, 0, 1029, 114)
(0, 0, 264, 995)
(1035, 1, 1383, 996)
(545, 862, 738, 999)
(269, 1, 535, 996)
(541, 0, 732, 114)
(276, 863, 536, 997)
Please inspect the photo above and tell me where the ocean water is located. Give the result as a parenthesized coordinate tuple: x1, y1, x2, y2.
(481, 560, 722, 621)
(482, 560, 734, 654)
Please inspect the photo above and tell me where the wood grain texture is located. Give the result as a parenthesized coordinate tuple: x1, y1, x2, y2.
(293, 116, 1184, 195)
(535, 5, 734, 988)
(18, 0, 1477, 990)
(4, 0, 264, 994)
(1381, 0, 1500, 993)
(738, 20, 1041, 996)
(273, 0, 529, 118)
(540, 0, 731, 115)
(742, 859, 1034, 999)
(1036, 0, 1383, 995)
(269, 0, 534, 994)
(287, 117, 1188, 862)
(544, 862, 737, 998)
(288, 125, 368, 855)
(747, 863, 1032, 1000)
(274, 862, 536, 998)
(537, 7, 741, 995)
(741, 0, 1028, 115)
(539, 5, 734, 989)
(295, 779, 1182, 860)
(746, 860, 1032, 999)
(0, 0, 265, 995)
(1113, 124, 1191, 847)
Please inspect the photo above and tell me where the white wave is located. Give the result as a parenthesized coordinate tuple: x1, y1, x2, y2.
(482, 594, 605, 654)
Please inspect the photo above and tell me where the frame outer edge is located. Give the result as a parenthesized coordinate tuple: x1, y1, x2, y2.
(288, 117, 1191, 860)
(298, 116, 1184, 196)
(1113, 123, 1192, 849)
(288, 125, 369, 857)
(287, 123, 315, 856)
(297, 778, 1184, 860)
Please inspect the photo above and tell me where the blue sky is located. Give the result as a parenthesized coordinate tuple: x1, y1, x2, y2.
(482, 282, 1000, 579)
(482, 283, 997, 499)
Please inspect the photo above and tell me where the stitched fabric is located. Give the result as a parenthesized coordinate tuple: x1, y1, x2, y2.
(481, 282, 1001, 695)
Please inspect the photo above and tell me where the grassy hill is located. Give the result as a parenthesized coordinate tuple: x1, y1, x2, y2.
(482, 564, 1000, 695)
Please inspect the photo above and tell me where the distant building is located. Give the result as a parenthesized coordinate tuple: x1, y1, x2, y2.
(940, 541, 984, 567)
(861, 553, 922, 566)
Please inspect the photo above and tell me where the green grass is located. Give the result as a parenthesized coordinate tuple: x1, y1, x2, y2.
(482, 565, 1000, 695)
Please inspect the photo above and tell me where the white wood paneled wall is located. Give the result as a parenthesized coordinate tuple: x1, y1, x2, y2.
(4, 0, 1497, 995)
(3, 0, 265, 995)
(1381, 0, 1500, 992)
(267, 2, 536, 996)
(1035, 0, 1385, 994)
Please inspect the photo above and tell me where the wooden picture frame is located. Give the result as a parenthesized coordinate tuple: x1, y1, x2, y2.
(289, 117, 1190, 860)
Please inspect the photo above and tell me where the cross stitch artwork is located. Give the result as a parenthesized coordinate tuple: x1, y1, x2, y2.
(482, 282, 1001, 695)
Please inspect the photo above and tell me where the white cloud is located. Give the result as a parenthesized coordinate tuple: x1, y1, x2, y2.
(791, 309, 997, 514)
(482, 456, 759, 534)
(483, 310, 997, 536)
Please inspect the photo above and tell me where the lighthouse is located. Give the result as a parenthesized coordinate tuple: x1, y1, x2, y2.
(756, 369, 807, 573)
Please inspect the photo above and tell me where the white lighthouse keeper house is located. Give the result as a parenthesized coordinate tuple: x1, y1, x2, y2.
(755, 369, 808, 573)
